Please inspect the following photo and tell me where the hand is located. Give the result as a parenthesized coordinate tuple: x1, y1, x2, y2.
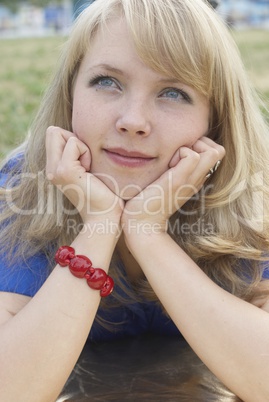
(45, 126, 124, 224)
(122, 137, 225, 237)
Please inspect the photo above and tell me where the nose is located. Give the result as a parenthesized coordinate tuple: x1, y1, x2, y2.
(116, 99, 151, 137)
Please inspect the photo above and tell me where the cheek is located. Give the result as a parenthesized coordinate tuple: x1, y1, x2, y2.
(161, 114, 209, 162)
(183, 113, 210, 146)
(72, 100, 95, 140)
(71, 109, 80, 133)
(72, 97, 83, 134)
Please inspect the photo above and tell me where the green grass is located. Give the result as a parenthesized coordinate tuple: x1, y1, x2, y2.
(0, 30, 268, 159)
(0, 36, 65, 159)
(231, 30, 269, 107)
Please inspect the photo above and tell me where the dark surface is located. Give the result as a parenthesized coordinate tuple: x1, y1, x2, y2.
(208, 0, 220, 8)
(58, 334, 242, 402)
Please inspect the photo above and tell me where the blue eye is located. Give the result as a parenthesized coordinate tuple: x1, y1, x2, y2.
(89, 75, 118, 88)
(160, 88, 192, 103)
(98, 77, 114, 87)
(164, 89, 180, 99)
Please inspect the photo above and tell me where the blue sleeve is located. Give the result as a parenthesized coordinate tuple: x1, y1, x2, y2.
(0, 171, 8, 187)
(0, 252, 51, 297)
(0, 155, 51, 297)
(0, 154, 23, 188)
(262, 262, 269, 280)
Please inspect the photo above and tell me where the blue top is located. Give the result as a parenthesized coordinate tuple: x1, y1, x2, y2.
(1, 158, 269, 342)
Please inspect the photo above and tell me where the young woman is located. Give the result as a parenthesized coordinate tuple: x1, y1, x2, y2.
(0, 0, 269, 401)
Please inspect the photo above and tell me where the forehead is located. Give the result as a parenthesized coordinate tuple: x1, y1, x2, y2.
(85, 18, 136, 61)
(81, 18, 182, 81)
(80, 18, 160, 78)
(80, 19, 175, 90)
(77, 10, 214, 99)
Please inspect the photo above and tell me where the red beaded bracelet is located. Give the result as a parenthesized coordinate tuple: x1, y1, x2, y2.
(55, 246, 114, 297)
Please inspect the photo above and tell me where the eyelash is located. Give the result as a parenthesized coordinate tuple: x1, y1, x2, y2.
(88, 74, 192, 103)
(89, 74, 119, 88)
(160, 88, 192, 103)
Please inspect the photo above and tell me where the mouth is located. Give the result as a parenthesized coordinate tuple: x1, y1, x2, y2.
(104, 147, 155, 167)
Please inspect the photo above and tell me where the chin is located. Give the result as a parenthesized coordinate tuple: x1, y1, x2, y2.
(118, 186, 143, 200)
(112, 182, 145, 200)
(96, 175, 146, 200)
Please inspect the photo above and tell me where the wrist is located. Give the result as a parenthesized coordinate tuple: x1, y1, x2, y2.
(123, 224, 169, 255)
(122, 217, 167, 238)
(70, 222, 120, 270)
(81, 216, 121, 241)
(55, 246, 114, 297)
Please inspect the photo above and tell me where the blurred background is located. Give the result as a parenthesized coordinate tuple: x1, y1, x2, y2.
(0, 0, 268, 159)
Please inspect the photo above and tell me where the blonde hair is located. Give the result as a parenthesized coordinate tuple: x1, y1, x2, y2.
(1, 0, 269, 305)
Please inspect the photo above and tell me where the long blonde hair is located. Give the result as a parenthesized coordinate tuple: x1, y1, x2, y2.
(1, 0, 269, 303)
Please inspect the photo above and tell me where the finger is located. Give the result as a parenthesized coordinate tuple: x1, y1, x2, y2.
(46, 126, 76, 178)
(194, 136, 225, 156)
(60, 137, 91, 176)
(169, 149, 181, 168)
(161, 147, 200, 188)
(157, 148, 201, 214)
(169, 136, 225, 170)
(171, 147, 201, 193)
(191, 137, 225, 182)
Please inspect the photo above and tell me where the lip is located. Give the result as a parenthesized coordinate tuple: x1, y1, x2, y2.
(104, 147, 155, 167)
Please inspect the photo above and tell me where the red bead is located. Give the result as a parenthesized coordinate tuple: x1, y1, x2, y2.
(69, 255, 93, 278)
(55, 246, 114, 297)
(100, 276, 114, 297)
(87, 268, 107, 290)
(55, 246, 75, 266)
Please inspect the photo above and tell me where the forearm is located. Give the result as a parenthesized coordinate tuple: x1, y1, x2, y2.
(126, 232, 269, 402)
(0, 226, 118, 402)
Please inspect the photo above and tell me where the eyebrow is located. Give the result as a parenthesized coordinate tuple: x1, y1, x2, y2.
(87, 63, 184, 86)
(87, 64, 125, 76)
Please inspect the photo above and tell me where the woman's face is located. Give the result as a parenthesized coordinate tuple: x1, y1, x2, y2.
(72, 18, 210, 198)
